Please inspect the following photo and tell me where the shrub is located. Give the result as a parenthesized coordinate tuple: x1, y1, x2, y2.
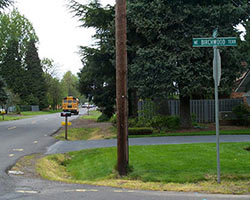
(110, 114, 117, 126)
(191, 113, 198, 126)
(15, 105, 21, 114)
(128, 118, 138, 127)
(128, 127, 153, 135)
(150, 115, 180, 132)
(232, 104, 250, 126)
(136, 117, 152, 127)
(97, 113, 110, 122)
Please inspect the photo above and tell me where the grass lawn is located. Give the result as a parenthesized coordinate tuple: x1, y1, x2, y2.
(21, 110, 62, 116)
(81, 110, 101, 121)
(0, 110, 62, 122)
(0, 115, 27, 121)
(36, 142, 250, 194)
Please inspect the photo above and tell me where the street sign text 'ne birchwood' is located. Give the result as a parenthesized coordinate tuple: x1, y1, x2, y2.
(193, 37, 237, 47)
(192, 30, 237, 184)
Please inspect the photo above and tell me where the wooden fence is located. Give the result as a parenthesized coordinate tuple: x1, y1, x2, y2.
(138, 98, 243, 123)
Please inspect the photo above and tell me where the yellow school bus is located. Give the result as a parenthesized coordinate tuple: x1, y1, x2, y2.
(62, 96, 79, 115)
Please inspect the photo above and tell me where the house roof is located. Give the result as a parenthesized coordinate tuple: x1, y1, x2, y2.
(243, 90, 250, 97)
(235, 70, 250, 92)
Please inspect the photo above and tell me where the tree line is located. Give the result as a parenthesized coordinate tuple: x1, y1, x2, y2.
(69, 0, 250, 128)
(0, 2, 81, 111)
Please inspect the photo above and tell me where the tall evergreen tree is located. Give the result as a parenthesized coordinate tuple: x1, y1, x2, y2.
(24, 40, 48, 108)
(69, 0, 116, 117)
(239, 21, 250, 67)
(0, 76, 7, 108)
(70, 0, 250, 126)
(127, 0, 250, 128)
(0, 0, 13, 10)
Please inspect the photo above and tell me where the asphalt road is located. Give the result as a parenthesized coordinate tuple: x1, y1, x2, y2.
(0, 110, 250, 200)
(0, 110, 80, 197)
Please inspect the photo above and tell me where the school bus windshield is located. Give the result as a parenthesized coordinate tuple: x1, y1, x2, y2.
(62, 96, 79, 115)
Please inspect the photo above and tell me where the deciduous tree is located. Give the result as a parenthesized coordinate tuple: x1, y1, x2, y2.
(61, 71, 80, 98)
(0, 9, 38, 104)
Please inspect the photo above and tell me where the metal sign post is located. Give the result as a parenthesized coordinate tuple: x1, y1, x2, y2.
(65, 116, 68, 140)
(61, 112, 72, 140)
(193, 29, 237, 183)
(1, 110, 6, 120)
(212, 29, 221, 183)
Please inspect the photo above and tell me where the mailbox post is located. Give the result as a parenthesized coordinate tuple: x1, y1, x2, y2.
(0, 109, 6, 120)
(61, 112, 71, 140)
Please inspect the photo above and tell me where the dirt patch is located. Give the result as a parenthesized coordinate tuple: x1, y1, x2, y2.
(55, 117, 115, 140)
(69, 118, 112, 129)
(9, 154, 43, 178)
(244, 147, 250, 151)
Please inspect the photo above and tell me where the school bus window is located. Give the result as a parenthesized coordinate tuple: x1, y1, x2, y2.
(62, 96, 79, 115)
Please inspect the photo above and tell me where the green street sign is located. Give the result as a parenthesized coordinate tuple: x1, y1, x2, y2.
(192, 37, 237, 47)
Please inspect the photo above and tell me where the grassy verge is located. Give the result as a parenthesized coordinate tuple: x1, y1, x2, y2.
(21, 110, 62, 116)
(55, 128, 100, 140)
(81, 110, 101, 121)
(36, 142, 250, 194)
(0, 115, 27, 121)
(0, 110, 62, 122)
(55, 127, 116, 141)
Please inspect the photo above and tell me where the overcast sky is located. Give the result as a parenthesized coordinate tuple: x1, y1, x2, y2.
(13, 1, 246, 79)
(15, 0, 115, 78)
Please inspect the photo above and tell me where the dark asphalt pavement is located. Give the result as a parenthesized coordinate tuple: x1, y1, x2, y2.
(1, 176, 250, 200)
(0, 110, 80, 198)
(46, 134, 250, 154)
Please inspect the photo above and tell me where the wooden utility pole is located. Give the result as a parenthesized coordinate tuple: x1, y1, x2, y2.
(115, 0, 129, 176)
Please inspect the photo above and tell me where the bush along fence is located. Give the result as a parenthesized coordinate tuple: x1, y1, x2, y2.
(138, 98, 243, 123)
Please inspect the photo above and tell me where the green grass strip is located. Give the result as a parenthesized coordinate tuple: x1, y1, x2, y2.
(21, 110, 62, 116)
(0, 115, 27, 121)
(44, 142, 250, 183)
(81, 110, 101, 121)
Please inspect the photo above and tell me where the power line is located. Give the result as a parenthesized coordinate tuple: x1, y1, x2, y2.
(231, 0, 250, 18)
(238, 0, 250, 14)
